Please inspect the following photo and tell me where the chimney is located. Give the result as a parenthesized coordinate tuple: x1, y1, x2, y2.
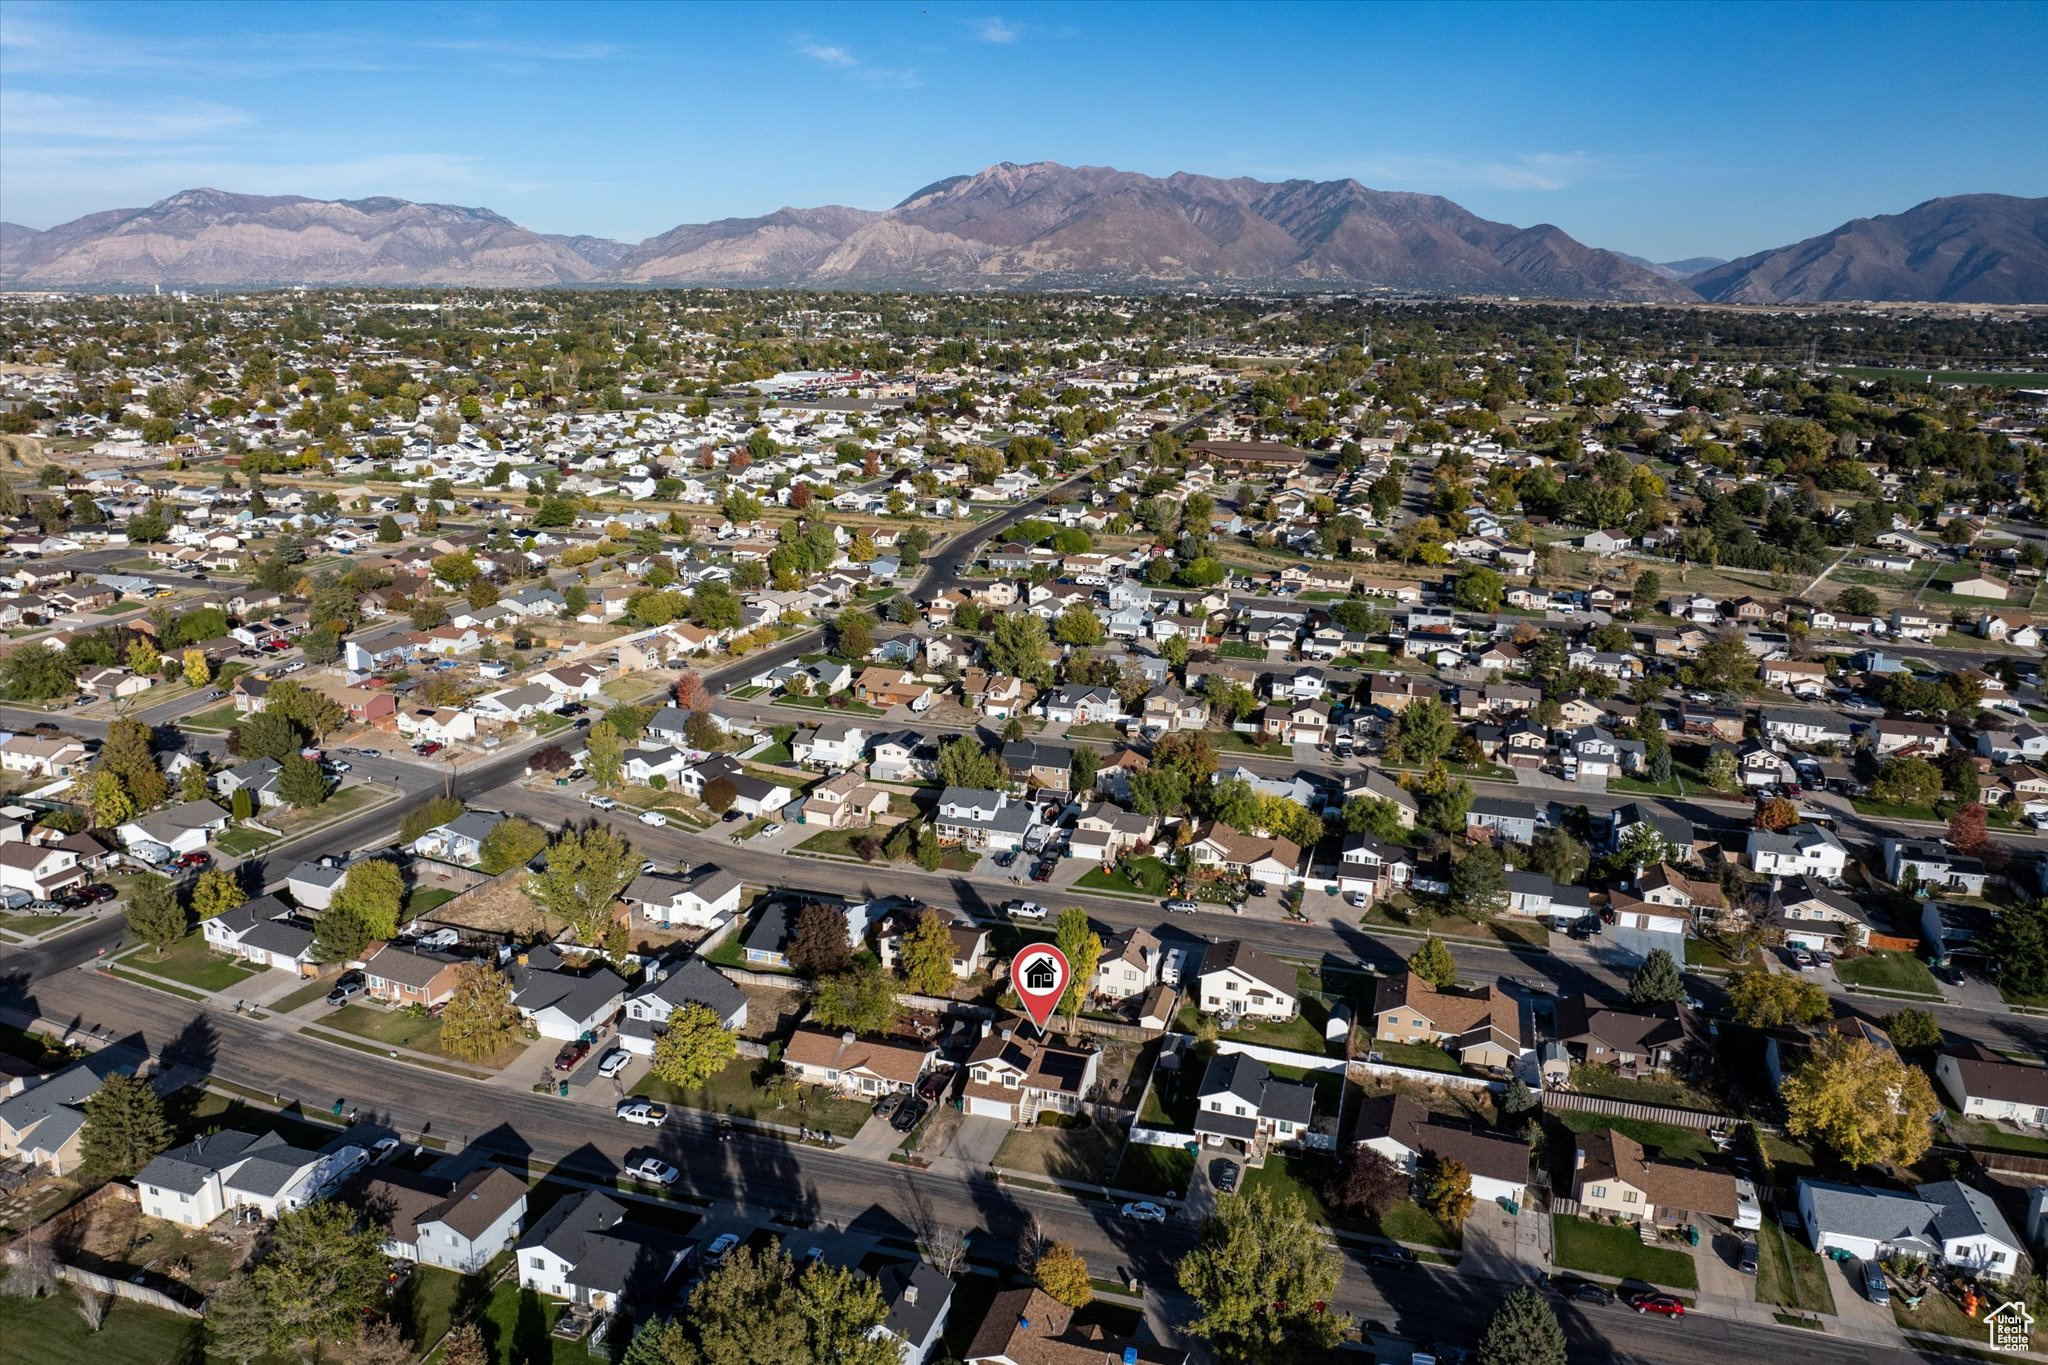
(842, 1030, 856, 1046)
(980, 1019, 991, 1038)
(903, 1285, 918, 1306)
(1574, 1146, 1586, 1171)
(1000, 1027, 1012, 1041)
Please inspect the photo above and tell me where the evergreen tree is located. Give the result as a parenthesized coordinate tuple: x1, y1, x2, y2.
(1406, 936, 1457, 988)
(1477, 1285, 1569, 1365)
(1627, 948, 1685, 1005)
(79, 1072, 171, 1177)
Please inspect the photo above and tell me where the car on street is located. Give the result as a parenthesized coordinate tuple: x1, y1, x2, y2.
(327, 980, 366, 1006)
(597, 1048, 630, 1079)
(1627, 1292, 1685, 1317)
(1366, 1243, 1417, 1267)
(588, 795, 617, 810)
(627, 1156, 678, 1187)
(1211, 1160, 1239, 1194)
(325, 759, 352, 773)
(1165, 899, 1201, 914)
(641, 860, 658, 874)
(705, 1233, 740, 1265)
(616, 1100, 667, 1127)
(640, 810, 668, 827)
(890, 1098, 928, 1132)
(1864, 1260, 1890, 1305)
(554, 1040, 592, 1071)
(1738, 1239, 1759, 1276)
(1120, 1201, 1167, 1223)
(1004, 901, 1047, 920)
(1549, 1274, 1613, 1305)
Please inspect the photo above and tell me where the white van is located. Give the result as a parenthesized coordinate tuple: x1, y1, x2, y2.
(639, 810, 668, 827)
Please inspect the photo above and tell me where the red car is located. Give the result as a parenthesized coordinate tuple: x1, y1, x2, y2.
(554, 1040, 592, 1071)
(1627, 1292, 1685, 1318)
(175, 851, 213, 870)
(414, 741, 444, 756)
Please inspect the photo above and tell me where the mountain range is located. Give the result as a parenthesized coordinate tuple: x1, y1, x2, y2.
(2, 164, 2042, 303)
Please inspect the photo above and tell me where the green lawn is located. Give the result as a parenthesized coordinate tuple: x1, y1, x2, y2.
(323, 1002, 448, 1053)
(177, 702, 240, 733)
(0, 912, 81, 937)
(753, 740, 794, 765)
(632, 1056, 872, 1138)
(434, 1280, 593, 1365)
(1114, 1143, 1194, 1198)
(0, 1283, 209, 1365)
(1607, 774, 1686, 797)
(216, 827, 282, 857)
(1367, 1039, 1466, 1075)
(1755, 1218, 1836, 1316)
(1550, 1215, 1699, 1290)
(1851, 797, 1940, 822)
(1176, 1003, 1331, 1057)
(796, 827, 886, 860)
(1378, 1197, 1463, 1250)
(404, 887, 458, 919)
(1835, 950, 1940, 998)
(1077, 856, 1173, 898)
(1242, 1151, 1333, 1224)
(269, 973, 340, 1014)
(1564, 1066, 1721, 1111)
(1948, 1114, 2048, 1157)
(1684, 934, 1756, 971)
(780, 692, 884, 716)
(1361, 898, 1548, 948)
(128, 931, 264, 992)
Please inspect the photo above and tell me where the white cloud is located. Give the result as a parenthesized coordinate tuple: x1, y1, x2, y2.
(0, 90, 247, 142)
(796, 42, 859, 69)
(973, 17, 1021, 44)
(793, 37, 918, 88)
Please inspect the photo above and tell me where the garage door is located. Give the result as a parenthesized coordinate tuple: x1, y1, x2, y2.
(966, 1095, 1014, 1121)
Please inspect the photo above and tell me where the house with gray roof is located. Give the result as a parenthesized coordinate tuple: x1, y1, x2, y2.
(215, 756, 285, 810)
(0, 1057, 137, 1176)
(509, 945, 627, 1041)
(934, 787, 1035, 852)
(136, 1126, 362, 1225)
(625, 865, 743, 929)
(410, 810, 505, 864)
(364, 1165, 528, 1272)
(876, 1259, 954, 1365)
(516, 1190, 692, 1310)
(1798, 1177, 2024, 1276)
(115, 799, 230, 860)
(201, 893, 316, 974)
(621, 958, 748, 1056)
(1191, 1051, 1317, 1156)
(285, 860, 348, 911)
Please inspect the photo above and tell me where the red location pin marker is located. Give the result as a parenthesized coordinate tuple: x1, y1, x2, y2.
(1011, 944, 1071, 1034)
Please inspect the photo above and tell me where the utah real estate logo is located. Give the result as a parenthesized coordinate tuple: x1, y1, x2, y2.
(1986, 1300, 2033, 1352)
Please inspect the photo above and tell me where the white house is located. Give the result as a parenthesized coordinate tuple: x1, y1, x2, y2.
(365, 1166, 529, 1274)
(1799, 1178, 2023, 1278)
(626, 866, 743, 929)
(1936, 1047, 2048, 1129)
(1746, 824, 1848, 880)
(517, 1190, 692, 1311)
(509, 947, 627, 1042)
(620, 958, 748, 1057)
(1355, 1093, 1528, 1206)
(1195, 940, 1298, 1022)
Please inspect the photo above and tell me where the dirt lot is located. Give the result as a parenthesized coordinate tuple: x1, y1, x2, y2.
(425, 871, 552, 938)
(739, 983, 805, 1041)
(66, 1194, 259, 1293)
(1352, 1071, 1496, 1124)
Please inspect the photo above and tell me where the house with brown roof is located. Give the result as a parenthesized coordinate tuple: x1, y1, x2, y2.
(961, 1030, 1099, 1124)
(1552, 995, 1691, 1077)
(963, 1287, 1184, 1365)
(361, 942, 465, 1008)
(802, 770, 889, 830)
(852, 666, 932, 710)
(365, 1166, 528, 1273)
(1371, 971, 1532, 1071)
(1937, 1044, 2048, 1129)
(1354, 1093, 1530, 1205)
(782, 1026, 933, 1097)
(1572, 1126, 1758, 1229)
(1189, 821, 1301, 888)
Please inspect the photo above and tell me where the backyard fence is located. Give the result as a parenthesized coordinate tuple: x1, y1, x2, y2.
(56, 1263, 204, 1319)
(1350, 1059, 1501, 1093)
(1214, 1039, 1347, 1072)
(1539, 1089, 1731, 1131)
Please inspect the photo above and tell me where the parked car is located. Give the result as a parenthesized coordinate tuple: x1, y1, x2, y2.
(627, 1156, 678, 1187)
(324, 759, 352, 773)
(597, 1048, 630, 1079)
(1549, 1274, 1614, 1306)
(1029, 860, 1055, 882)
(1245, 882, 1267, 898)
(1627, 1292, 1685, 1317)
(414, 927, 458, 950)
(616, 1100, 667, 1127)
(640, 810, 669, 827)
(917, 1066, 954, 1103)
(1211, 1161, 1239, 1194)
(1935, 962, 1966, 986)
(721, 810, 744, 823)
(890, 1099, 928, 1133)
(1120, 1201, 1168, 1223)
(588, 795, 617, 810)
(175, 851, 213, 870)
(994, 851, 1017, 868)
(554, 1040, 592, 1071)
(327, 980, 366, 1006)
(370, 1136, 402, 1162)
(1004, 901, 1047, 920)
(872, 1091, 903, 1120)
(1864, 1260, 1890, 1306)
(1738, 1239, 1759, 1276)
(1165, 899, 1201, 915)
(704, 1233, 741, 1265)
(414, 741, 444, 756)
(1366, 1243, 1417, 1267)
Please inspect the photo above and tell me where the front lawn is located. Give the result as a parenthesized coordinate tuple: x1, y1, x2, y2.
(1851, 797, 1940, 822)
(215, 827, 282, 857)
(1377, 1197, 1463, 1250)
(1242, 1151, 1333, 1224)
(323, 1003, 446, 1052)
(1077, 856, 1173, 898)
(177, 702, 240, 733)
(271, 973, 341, 1013)
(632, 1056, 872, 1138)
(994, 1114, 1127, 1185)
(1360, 898, 1548, 949)
(128, 931, 264, 992)
(1550, 1215, 1699, 1290)
(1114, 1143, 1193, 1198)
(1755, 1219, 1836, 1316)
(780, 692, 885, 716)
(1835, 950, 1940, 998)
(1685, 933, 1756, 972)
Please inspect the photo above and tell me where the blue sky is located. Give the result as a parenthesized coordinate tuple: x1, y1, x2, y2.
(3, 0, 2043, 260)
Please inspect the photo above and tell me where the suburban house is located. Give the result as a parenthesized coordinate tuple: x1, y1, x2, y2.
(0, 840, 85, 901)
(0, 733, 89, 779)
(1936, 1044, 2048, 1129)
(933, 787, 1035, 853)
(1188, 821, 1301, 888)
(508, 946, 628, 1042)
(1354, 1093, 1530, 1206)
(1191, 1051, 1317, 1156)
(961, 1030, 1099, 1124)
(791, 721, 868, 771)
(785, 1027, 934, 1096)
(802, 770, 891, 830)
(1771, 875, 1881, 952)
(875, 912, 990, 982)
(1884, 838, 1989, 896)
(115, 799, 231, 860)
(1552, 995, 1689, 1076)
(1194, 940, 1299, 1022)
(1574, 1127, 1759, 1229)
(1094, 927, 1171, 1002)
(962, 1287, 1184, 1365)
(1371, 972, 1533, 1071)
(517, 1190, 693, 1311)
(1068, 804, 1158, 865)
(1798, 1179, 2022, 1277)
(1336, 833, 1417, 904)
(1747, 824, 1848, 880)
(362, 1166, 529, 1273)
(0, 1058, 137, 1176)
(201, 894, 317, 975)
(620, 958, 749, 1056)
(625, 866, 744, 929)
(409, 811, 505, 865)
(1465, 796, 1543, 845)
(362, 942, 466, 1008)
(874, 1259, 955, 1365)
(136, 1129, 355, 1227)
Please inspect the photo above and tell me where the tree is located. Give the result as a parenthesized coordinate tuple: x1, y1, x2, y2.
(124, 873, 186, 955)
(675, 669, 715, 712)
(182, 648, 211, 688)
(1834, 585, 1880, 616)
(810, 961, 898, 1034)
(264, 678, 346, 739)
(1325, 1144, 1408, 1219)
(98, 717, 169, 809)
(1069, 744, 1099, 795)
(127, 637, 160, 676)
(1872, 755, 1942, 810)
(78, 1071, 170, 1177)
(88, 768, 133, 829)
(1419, 1153, 1475, 1226)
(1390, 696, 1453, 766)
(439, 962, 522, 1062)
(789, 901, 854, 976)
(206, 1272, 274, 1363)
(1632, 569, 1663, 608)
(1177, 1186, 1347, 1365)
(438, 1322, 489, 1365)
(1527, 827, 1588, 885)
(793, 1261, 895, 1365)
(675, 1246, 807, 1365)
(1701, 746, 1740, 791)
(332, 859, 404, 940)
(180, 761, 210, 803)
(1033, 1240, 1093, 1308)
(399, 795, 463, 843)
(1341, 796, 1406, 841)
(1054, 602, 1104, 646)
(1982, 902, 2048, 997)
(1449, 842, 1508, 920)
(899, 909, 956, 996)
(586, 720, 625, 788)
(1453, 566, 1505, 612)
(1477, 1285, 1568, 1365)
(530, 826, 636, 942)
(1885, 1007, 1942, 1053)
(478, 816, 549, 874)
(1408, 936, 1457, 988)
(1728, 966, 1830, 1027)
(237, 710, 306, 765)
(1948, 802, 1991, 855)
(987, 612, 1051, 683)
(191, 866, 246, 922)
(936, 736, 1006, 791)
(1054, 906, 1102, 1025)
(833, 610, 875, 660)
(248, 1201, 392, 1353)
(703, 775, 738, 814)
(278, 754, 329, 808)
(1499, 1076, 1538, 1117)
(652, 1003, 739, 1090)
(1782, 1033, 1940, 1168)
(1754, 797, 1800, 832)
(336, 1317, 411, 1365)
(1627, 948, 1685, 1005)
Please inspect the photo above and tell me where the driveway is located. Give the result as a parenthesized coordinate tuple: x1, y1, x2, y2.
(1827, 1255, 1906, 1345)
(932, 1114, 1009, 1177)
(1693, 1229, 1763, 1316)
(839, 1111, 905, 1161)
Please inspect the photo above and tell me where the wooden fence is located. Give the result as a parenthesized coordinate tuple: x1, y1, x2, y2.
(1540, 1089, 1733, 1132)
